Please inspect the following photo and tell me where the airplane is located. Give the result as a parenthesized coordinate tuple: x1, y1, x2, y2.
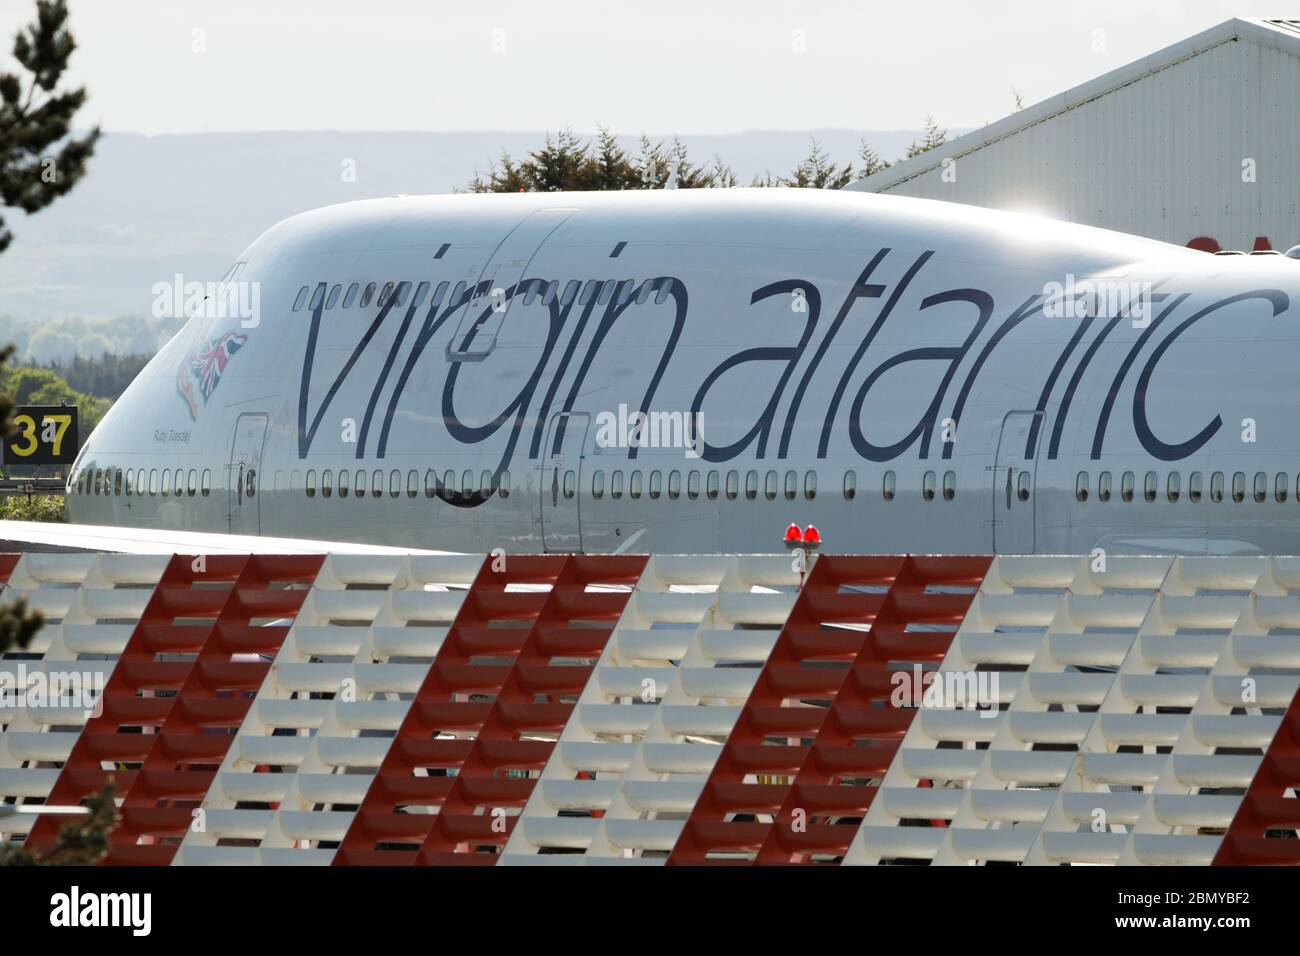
(60, 188, 1300, 557)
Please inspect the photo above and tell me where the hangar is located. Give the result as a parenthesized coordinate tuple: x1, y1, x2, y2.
(847, 18, 1300, 253)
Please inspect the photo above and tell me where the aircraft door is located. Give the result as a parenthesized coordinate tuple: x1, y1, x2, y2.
(992, 410, 1043, 554)
(446, 208, 576, 360)
(228, 412, 269, 534)
(539, 411, 590, 553)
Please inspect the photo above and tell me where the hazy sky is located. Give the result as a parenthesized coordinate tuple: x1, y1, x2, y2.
(0, 0, 1272, 135)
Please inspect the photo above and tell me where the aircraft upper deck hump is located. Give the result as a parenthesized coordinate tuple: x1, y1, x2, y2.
(67, 187, 1296, 557)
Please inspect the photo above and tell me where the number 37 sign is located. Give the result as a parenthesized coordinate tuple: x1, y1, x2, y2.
(3, 406, 79, 466)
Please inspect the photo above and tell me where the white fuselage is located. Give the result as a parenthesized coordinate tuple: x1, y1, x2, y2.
(66, 189, 1300, 556)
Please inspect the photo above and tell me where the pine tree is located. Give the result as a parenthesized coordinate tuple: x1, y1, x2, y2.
(0, 2, 111, 865)
(786, 138, 854, 189)
(906, 115, 948, 159)
(0, 0, 100, 253)
(858, 140, 890, 177)
(0, 782, 116, 865)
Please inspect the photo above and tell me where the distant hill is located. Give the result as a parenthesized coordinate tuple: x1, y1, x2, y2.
(0, 128, 949, 323)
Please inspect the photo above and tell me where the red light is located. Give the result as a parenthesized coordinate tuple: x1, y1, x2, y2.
(802, 525, 821, 545)
(783, 523, 803, 544)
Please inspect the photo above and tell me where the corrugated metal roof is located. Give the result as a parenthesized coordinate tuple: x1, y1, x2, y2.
(845, 18, 1300, 195)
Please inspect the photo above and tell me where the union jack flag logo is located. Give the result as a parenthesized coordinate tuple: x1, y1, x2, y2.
(178, 330, 247, 418)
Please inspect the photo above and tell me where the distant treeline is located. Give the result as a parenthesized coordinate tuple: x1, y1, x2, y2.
(0, 314, 182, 366)
(43, 352, 152, 401)
(468, 120, 948, 193)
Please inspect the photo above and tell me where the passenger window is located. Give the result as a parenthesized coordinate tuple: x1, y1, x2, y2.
(922, 470, 936, 501)
(422, 469, 435, 498)
(461, 469, 473, 498)
(185, 469, 195, 496)
(597, 280, 615, 305)
(481, 470, 492, 496)
(688, 471, 700, 500)
(1143, 471, 1157, 502)
(407, 470, 418, 498)
(161, 469, 171, 497)
(541, 280, 559, 305)
(611, 470, 624, 499)
(500, 471, 511, 499)
(389, 469, 400, 498)
(360, 282, 376, 307)
(94, 468, 102, 494)
(649, 470, 662, 500)
(592, 471, 605, 499)
(1232, 472, 1245, 503)
(1097, 471, 1111, 502)
(412, 281, 430, 308)
(450, 280, 467, 304)
(630, 470, 643, 499)
(322, 469, 333, 498)
(784, 470, 797, 500)
(669, 470, 682, 500)
(342, 283, 359, 308)
(764, 470, 777, 501)
(1254, 471, 1267, 503)
(149, 468, 158, 496)
(246, 468, 256, 498)
(843, 470, 856, 500)
(942, 470, 956, 501)
(396, 281, 412, 306)
(306, 470, 316, 498)
(706, 471, 719, 500)
(114, 469, 122, 496)
(1189, 471, 1202, 502)
(378, 282, 395, 307)
(745, 471, 758, 500)
(636, 280, 653, 305)
(726, 470, 738, 500)
(339, 469, 350, 498)
(1167, 472, 1180, 502)
(326, 284, 342, 309)
(1121, 471, 1134, 502)
(356, 470, 368, 499)
(1277, 472, 1289, 503)
(561, 280, 580, 306)
(429, 281, 449, 309)
(563, 470, 576, 499)
(580, 280, 600, 305)
(805, 471, 817, 500)
(1211, 471, 1224, 502)
(654, 280, 671, 305)
(1017, 470, 1030, 502)
(1076, 471, 1088, 502)
(373, 469, 384, 497)
(201, 469, 210, 497)
(293, 286, 309, 311)
(883, 471, 896, 501)
(309, 283, 326, 310)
